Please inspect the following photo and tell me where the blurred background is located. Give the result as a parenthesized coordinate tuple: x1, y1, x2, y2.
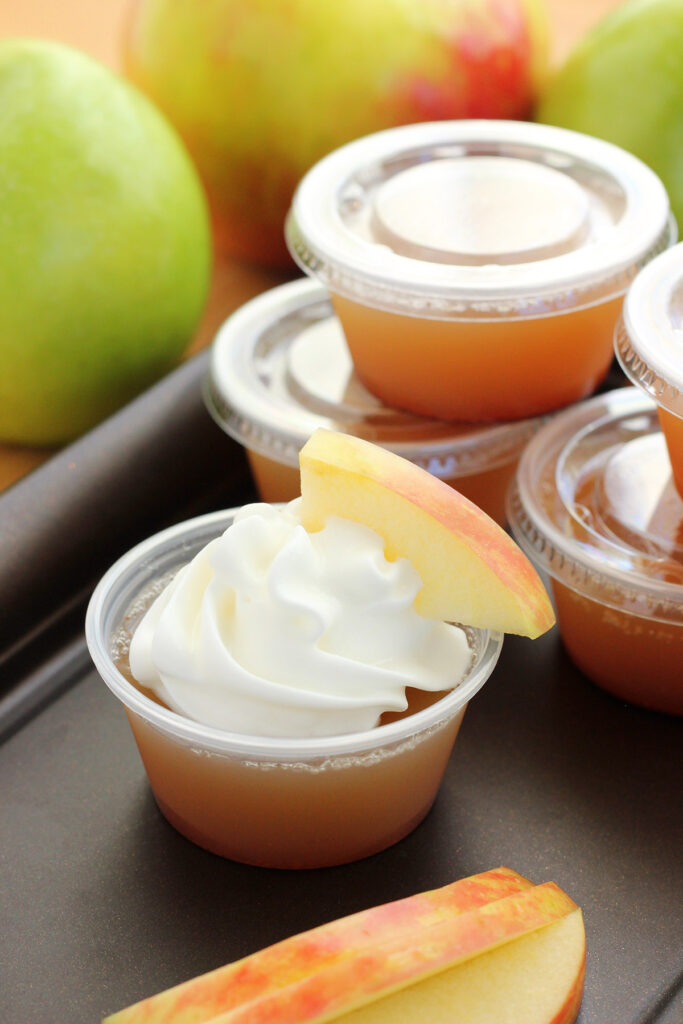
(0, 0, 627, 490)
(0, 0, 622, 70)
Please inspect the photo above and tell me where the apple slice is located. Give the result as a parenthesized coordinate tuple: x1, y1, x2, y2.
(104, 867, 533, 1024)
(320, 908, 585, 1024)
(299, 429, 555, 637)
(199, 883, 578, 1024)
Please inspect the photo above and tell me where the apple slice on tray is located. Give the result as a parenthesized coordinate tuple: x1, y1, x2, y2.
(105, 868, 532, 1024)
(299, 428, 555, 638)
(104, 868, 584, 1024)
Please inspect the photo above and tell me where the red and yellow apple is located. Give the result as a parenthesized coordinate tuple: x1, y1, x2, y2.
(299, 429, 555, 637)
(123, 0, 548, 265)
(104, 868, 584, 1024)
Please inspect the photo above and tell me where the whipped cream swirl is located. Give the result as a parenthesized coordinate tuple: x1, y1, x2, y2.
(129, 501, 472, 738)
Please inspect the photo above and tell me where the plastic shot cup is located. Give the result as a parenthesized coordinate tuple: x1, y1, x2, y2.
(86, 509, 503, 869)
(615, 242, 683, 500)
(205, 277, 543, 526)
(286, 120, 674, 423)
(508, 389, 683, 716)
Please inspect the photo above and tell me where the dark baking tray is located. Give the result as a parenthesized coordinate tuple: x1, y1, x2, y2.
(1, 352, 681, 1024)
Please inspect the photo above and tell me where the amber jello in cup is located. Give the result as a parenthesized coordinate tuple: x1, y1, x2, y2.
(508, 389, 683, 715)
(615, 242, 683, 500)
(85, 507, 502, 869)
(205, 278, 543, 526)
(286, 120, 674, 422)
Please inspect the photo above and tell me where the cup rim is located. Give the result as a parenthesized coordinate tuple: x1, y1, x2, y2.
(507, 388, 683, 622)
(286, 119, 674, 318)
(85, 507, 504, 760)
(204, 277, 544, 474)
(615, 242, 683, 418)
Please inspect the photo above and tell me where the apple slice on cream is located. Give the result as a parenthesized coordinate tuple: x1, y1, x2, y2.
(299, 429, 555, 637)
(104, 867, 533, 1024)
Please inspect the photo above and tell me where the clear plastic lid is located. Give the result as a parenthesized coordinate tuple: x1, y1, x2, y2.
(286, 120, 674, 319)
(615, 242, 683, 418)
(205, 278, 542, 476)
(508, 388, 683, 624)
(507, 385, 683, 618)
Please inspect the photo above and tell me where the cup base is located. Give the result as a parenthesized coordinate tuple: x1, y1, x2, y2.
(128, 705, 466, 869)
(153, 792, 438, 870)
(553, 582, 683, 716)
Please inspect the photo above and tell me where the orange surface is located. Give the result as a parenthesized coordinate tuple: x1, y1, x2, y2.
(333, 294, 623, 423)
(0, 0, 627, 492)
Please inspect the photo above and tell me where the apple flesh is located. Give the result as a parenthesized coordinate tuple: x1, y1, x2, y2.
(0, 39, 211, 445)
(323, 909, 585, 1024)
(299, 429, 555, 638)
(124, 0, 548, 265)
(104, 867, 533, 1024)
(537, 0, 683, 231)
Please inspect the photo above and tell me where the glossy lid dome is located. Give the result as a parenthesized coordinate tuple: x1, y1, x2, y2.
(508, 389, 683, 624)
(287, 120, 674, 320)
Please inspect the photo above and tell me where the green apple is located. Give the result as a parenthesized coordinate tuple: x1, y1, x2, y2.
(124, 0, 548, 266)
(537, 0, 683, 230)
(0, 39, 211, 446)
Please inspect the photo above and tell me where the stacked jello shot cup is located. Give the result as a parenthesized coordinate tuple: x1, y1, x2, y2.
(285, 120, 672, 422)
(208, 120, 673, 526)
(509, 243, 683, 716)
(205, 277, 542, 526)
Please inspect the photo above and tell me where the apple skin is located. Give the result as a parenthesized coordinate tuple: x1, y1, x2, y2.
(123, 0, 548, 266)
(0, 39, 211, 445)
(537, 0, 683, 231)
(104, 870, 576, 1024)
(299, 429, 556, 638)
(179, 883, 577, 1024)
(104, 868, 533, 1024)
